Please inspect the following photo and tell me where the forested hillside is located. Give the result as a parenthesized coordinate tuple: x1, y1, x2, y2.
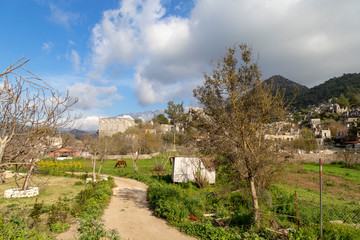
(264, 75, 308, 104)
(265, 73, 360, 109)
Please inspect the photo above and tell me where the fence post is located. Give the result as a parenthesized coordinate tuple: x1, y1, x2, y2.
(295, 190, 300, 229)
(319, 158, 323, 239)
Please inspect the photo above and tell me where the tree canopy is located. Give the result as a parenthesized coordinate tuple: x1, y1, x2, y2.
(193, 44, 290, 225)
(164, 101, 185, 125)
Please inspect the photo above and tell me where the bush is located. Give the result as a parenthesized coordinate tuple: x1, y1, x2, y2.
(72, 177, 115, 218)
(77, 217, 120, 240)
(49, 222, 71, 233)
(48, 197, 71, 227)
(148, 181, 205, 224)
(0, 213, 52, 239)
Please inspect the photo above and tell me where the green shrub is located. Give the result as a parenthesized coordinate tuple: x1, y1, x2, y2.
(72, 178, 115, 219)
(77, 217, 120, 240)
(49, 222, 71, 233)
(179, 220, 241, 240)
(29, 199, 44, 226)
(48, 197, 71, 226)
(0, 213, 52, 239)
(148, 181, 205, 224)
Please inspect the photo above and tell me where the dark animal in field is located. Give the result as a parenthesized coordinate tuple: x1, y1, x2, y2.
(115, 160, 127, 168)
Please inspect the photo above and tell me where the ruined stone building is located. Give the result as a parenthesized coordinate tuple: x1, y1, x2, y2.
(98, 117, 135, 137)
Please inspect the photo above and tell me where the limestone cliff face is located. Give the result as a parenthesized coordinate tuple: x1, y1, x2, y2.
(98, 117, 135, 137)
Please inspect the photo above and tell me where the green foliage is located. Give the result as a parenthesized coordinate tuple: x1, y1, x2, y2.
(293, 138, 318, 152)
(268, 185, 297, 220)
(347, 92, 360, 108)
(0, 213, 52, 239)
(288, 223, 360, 240)
(77, 217, 120, 240)
(29, 199, 44, 226)
(147, 178, 261, 239)
(47, 197, 71, 227)
(164, 101, 185, 125)
(153, 114, 169, 124)
(179, 220, 242, 240)
(348, 118, 360, 141)
(335, 93, 350, 108)
(302, 162, 360, 184)
(72, 178, 115, 218)
(293, 73, 360, 109)
(49, 222, 71, 233)
(134, 118, 143, 124)
(148, 181, 205, 223)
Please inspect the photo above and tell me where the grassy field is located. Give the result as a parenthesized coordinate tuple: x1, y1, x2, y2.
(1, 157, 359, 239)
(0, 174, 86, 211)
(72, 157, 173, 177)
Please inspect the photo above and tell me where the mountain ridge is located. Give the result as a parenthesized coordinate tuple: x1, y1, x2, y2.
(264, 73, 360, 109)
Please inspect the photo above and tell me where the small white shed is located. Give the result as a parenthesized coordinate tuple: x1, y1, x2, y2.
(171, 157, 216, 184)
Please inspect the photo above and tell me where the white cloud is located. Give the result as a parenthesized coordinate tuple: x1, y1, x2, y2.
(42, 42, 54, 53)
(73, 115, 101, 131)
(68, 82, 123, 110)
(48, 3, 79, 28)
(90, 0, 360, 106)
(68, 40, 76, 46)
(67, 49, 81, 72)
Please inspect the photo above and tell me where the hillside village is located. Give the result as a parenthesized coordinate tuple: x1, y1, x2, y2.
(47, 91, 360, 161)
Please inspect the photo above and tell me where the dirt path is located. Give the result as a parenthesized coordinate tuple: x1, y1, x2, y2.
(102, 177, 195, 240)
(57, 176, 196, 240)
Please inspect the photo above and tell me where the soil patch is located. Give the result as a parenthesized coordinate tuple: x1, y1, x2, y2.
(279, 171, 360, 201)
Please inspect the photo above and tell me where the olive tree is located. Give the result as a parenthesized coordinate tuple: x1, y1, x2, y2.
(193, 44, 290, 226)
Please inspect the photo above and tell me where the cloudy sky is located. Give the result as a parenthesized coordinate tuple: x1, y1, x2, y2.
(1, 0, 360, 131)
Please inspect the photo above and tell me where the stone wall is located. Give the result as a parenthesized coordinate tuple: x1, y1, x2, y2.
(99, 117, 135, 137)
(4, 187, 39, 198)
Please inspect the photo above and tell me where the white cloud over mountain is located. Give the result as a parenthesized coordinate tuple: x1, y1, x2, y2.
(90, 0, 360, 106)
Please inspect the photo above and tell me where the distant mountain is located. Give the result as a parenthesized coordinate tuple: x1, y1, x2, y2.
(116, 109, 166, 121)
(294, 73, 360, 109)
(265, 73, 360, 109)
(264, 75, 309, 104)
(61, 129, 97, 139)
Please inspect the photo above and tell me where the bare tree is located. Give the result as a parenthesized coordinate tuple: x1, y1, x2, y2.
(193, 44, 291, 226)
(0, 58, 79, 187)
(125, 124, 162, 172)
(80, 134, 111, 179)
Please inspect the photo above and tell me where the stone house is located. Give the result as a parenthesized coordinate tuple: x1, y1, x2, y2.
(98, 117, 136, 137)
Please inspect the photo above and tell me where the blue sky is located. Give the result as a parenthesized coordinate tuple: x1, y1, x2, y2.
(1, 0, 360, 131)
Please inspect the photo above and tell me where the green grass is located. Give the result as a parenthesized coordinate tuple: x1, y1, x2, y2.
(64, 156, 173, 177)
(0, 175, 86, 211)
(302, 162, 360, 184)
(19, 157, 359, 239)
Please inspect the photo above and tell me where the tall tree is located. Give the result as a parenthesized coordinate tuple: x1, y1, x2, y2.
(193, 44, 290, 226)
(348, 118, 360, 141)
(164, 101, 185, 125)
(152, 114, 169, 125)
(336, 93, 350, 108)
(0, 58, 78, 186)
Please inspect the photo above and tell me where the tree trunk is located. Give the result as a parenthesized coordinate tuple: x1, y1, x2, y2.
(92, 158, 96, 180)
(0, 136, 9, 164)
(133, 152, 139, 172)
(249, 177, 261, 227)
(22, 160, 35, 190)
(98, 159, 104, 175)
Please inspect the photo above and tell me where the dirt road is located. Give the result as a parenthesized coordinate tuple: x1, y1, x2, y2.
(102, 177, 195, 240)
(57, 176, 195, 240)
